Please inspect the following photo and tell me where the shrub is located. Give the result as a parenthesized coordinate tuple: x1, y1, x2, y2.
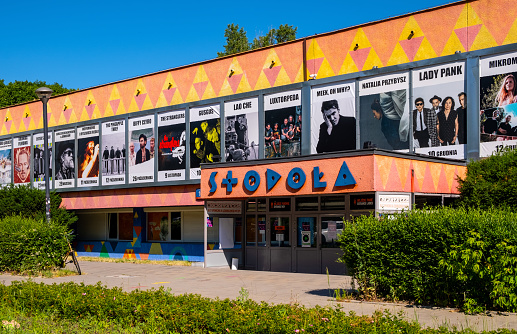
(0, 215, 70, 272)
(338, 207, 517, 312)
(457, 147, 517, 210)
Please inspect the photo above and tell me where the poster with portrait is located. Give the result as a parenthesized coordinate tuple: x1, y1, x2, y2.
(479, 51, 517, 157)
(129, 115, 155, 184)
(33, 132, 53, 190)
(101, 120, 126, 186)
(412, 62, 466, 159)
(77, 124, 100, 187)
(264, 90, 302, 158)
(190, 104, 220, 179)
(0, 139, 12, 186)
(311, 81, 356, 154)
(158, 110, 186, 181)
(359, 72, 409, 151)
(54, 129, 76, 189)
(224, 97, 259, 161)
(13, 135, 31, 185)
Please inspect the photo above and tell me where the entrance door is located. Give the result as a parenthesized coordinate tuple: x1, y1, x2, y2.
(255, 215, 269, 270)
(294, 216, 320, 273)
(269, 216, 291, 272)
(320, 216, 347, 274)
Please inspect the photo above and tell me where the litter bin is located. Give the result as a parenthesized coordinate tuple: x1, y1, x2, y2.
(231, 258, 239, 270)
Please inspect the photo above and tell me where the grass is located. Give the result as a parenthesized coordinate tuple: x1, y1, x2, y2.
(77, 256, 192, 266)
(0, 268, 79, 278)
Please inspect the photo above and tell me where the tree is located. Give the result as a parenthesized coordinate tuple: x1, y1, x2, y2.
(218, 24, 297, 57)
(0, 80, 76, 109)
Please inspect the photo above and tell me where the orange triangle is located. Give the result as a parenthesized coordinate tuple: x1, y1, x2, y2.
(436, 165, 450, 193)
(363, 18, 407, 66)
(384, 159, 403, 191)
(416, 4, 463, 56)
(204, 58, 233, 97)
(275, 42, 303, 83)
(375, 155, 393, 190)
(316, 30, 355, 75)
(235, 49, 268, 91)
(471, 0, 517, 45)
(172, 67, 197, 103)
(139, 253, 149, 260)
(421, 164, 436, 193)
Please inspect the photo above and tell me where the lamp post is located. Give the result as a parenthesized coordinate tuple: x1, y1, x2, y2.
(35, 87, 53, 223)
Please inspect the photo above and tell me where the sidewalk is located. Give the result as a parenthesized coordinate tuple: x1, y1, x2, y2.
(1, 260, 516, 332)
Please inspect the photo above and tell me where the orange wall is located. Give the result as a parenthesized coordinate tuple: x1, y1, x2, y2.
(2, 0, 516, 136)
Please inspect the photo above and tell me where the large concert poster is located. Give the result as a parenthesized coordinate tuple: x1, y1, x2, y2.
(190, 104, 220, 179)
(479, 51, 517, 157)
(359, 72, 409, 151)
(129, 115, 155, 184)
(33, 132, 52, 190)
(77, 124, 100, 187)
(224, 97, 259, 161)
(101, 119, 126, 186)
(158, 110, 186, 181)
(13, 135, 31, 185)
(412, 62, 466, 159)
(311, 81, 356, 154)
(54, 128, 76, 189)
(0, 139, 12, 186)
(264, 90, 302, 158)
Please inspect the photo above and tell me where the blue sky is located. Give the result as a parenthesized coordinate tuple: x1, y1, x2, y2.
(1, 0, 455, 90)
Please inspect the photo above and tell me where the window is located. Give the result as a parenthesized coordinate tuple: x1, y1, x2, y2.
(321, 216, 344, 248)
(295, 197, 318, 211)
(108, 212, 133, 241)
(147, 212, 182, 241)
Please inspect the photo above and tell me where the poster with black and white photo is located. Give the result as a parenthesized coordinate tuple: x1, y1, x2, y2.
(224, 97, 259, 161)
(412, 62, 466, 159)
(102, 120, 126, 186)
(359, 72, 409, 151)
(264, 90, 302, 158)
(190, 104, 220, 179)
(479, 51, 517, 157)
(55, 128, 76, 189)
(77, 124, 100, 187)
(158, 110, 186, 181)
(33, 132, 52, 190)
(129, 115, 155, 184)
(13, 135, 31, 185)
(311, 81, 356, 154)
(0, 139, 12, 186)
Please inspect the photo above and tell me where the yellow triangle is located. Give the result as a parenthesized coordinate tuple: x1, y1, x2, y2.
(503, 17, 517, 45)
(185, 86, 201, 103)
(363, 48, 383, 70)
(149, 243, 163, 255)
(202, 82, 217, 100)
(135, 79, 148, 95)
(23, 106, 31, 119)
(134, 212, 138, 219)
(469, 25, 498, 51)
(103, 103, 115, 118)
(219, 58, 247, 96)
(394, 158, 411, 189)
(306, 39, 325, 60)
(455, 3, 483, 29)
(128, 98, 140, 113)
(441, 31, 465, 56)
(412, 161, 427, 191)
(141, 95, 154, 111)
(293, 65, 304, 83)
(375, 156, 392, 189)
(109, 84, 122, 100)
(193, 65, 209, 83)
(275, 67, 292, 87)
(255, 71, 272, 90)
(28, 118, 37, 131)
(131, 237, 137, 247)
(4, 109, 13, 122)
(387, 43, 410, 66)
(444, 164, 457, 192)
(350, 28, 373, 49)
(314, 59, 335, 79)
(429, 163, 442, 192)
(0, 126, 7, 136)
(413, 37, 438, 61)
(156, 72, 178, 108)
(398, 16, 424, 40)
(340, 53, 359, 74)
(79, 108, 90, 122)
(47, 105, 58, 128)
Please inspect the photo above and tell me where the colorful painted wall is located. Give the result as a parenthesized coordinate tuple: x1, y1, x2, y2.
(2, 0, 516, 137)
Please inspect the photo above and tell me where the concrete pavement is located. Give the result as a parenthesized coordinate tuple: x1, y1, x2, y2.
(1, 260, 516, 332)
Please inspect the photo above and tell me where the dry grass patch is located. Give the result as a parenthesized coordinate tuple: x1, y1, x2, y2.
(77, 256, 192, 266)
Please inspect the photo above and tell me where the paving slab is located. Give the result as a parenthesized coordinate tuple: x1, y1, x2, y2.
(1, 260, 516, 332)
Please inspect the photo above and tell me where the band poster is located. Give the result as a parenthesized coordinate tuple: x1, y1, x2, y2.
(0, 139, 12, 186)
(264, 89, 302, 158)
(479, 50, 517, 157)
(412, 62, 466, 159)
(190, 104, 221, 179)
(33, 132, 53, 190)
(311, 81, 356, 154)
(102, 120, 126, 186)
(13, 135, 31, 185)
(77, 124, 100, 187)
(54, 128, 76, 189)
(158, 110, 186, 181)
(129, 115, 155, 184)
(359, 72, 409, 151)
(224, 97, 259, 162)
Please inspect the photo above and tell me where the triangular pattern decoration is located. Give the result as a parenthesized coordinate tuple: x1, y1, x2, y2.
(306, 39, 334, 79)
(375, 155, 393, 190)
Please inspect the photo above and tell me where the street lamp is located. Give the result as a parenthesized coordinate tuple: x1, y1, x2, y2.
(35, 87, 53, 223)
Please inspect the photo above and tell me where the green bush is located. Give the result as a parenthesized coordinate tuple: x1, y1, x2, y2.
(0, 215, 70, 272)
(338, 207, 517, 313)
(0, 184, 76, 226)
(458, 147, 517, 210)
(1, 281, 515, 333)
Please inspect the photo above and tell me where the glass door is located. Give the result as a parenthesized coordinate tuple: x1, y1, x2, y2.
(269, 216, 291, 272)
(295, 216, 320, 273)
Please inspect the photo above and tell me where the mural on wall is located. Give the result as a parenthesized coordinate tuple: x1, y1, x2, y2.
(77, 124, 100, 187)
(359, 72, 409, 151)
(158, 110, 186, 181)
(311, 81, 356, 154)
(412, 62, 466, 159)
(479, 50, 517, 156)
(264, 90, 302, 158)
(224, 97, 259, 161)
(54, 129, 76, 189)
(33, 132, 52, 190)
(0, 139, 12, 186)
(129, 115, 155, 184)
(190, 104, 221, 179)
(102, 119, 126, 186)
(13, 135, 31, 185)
